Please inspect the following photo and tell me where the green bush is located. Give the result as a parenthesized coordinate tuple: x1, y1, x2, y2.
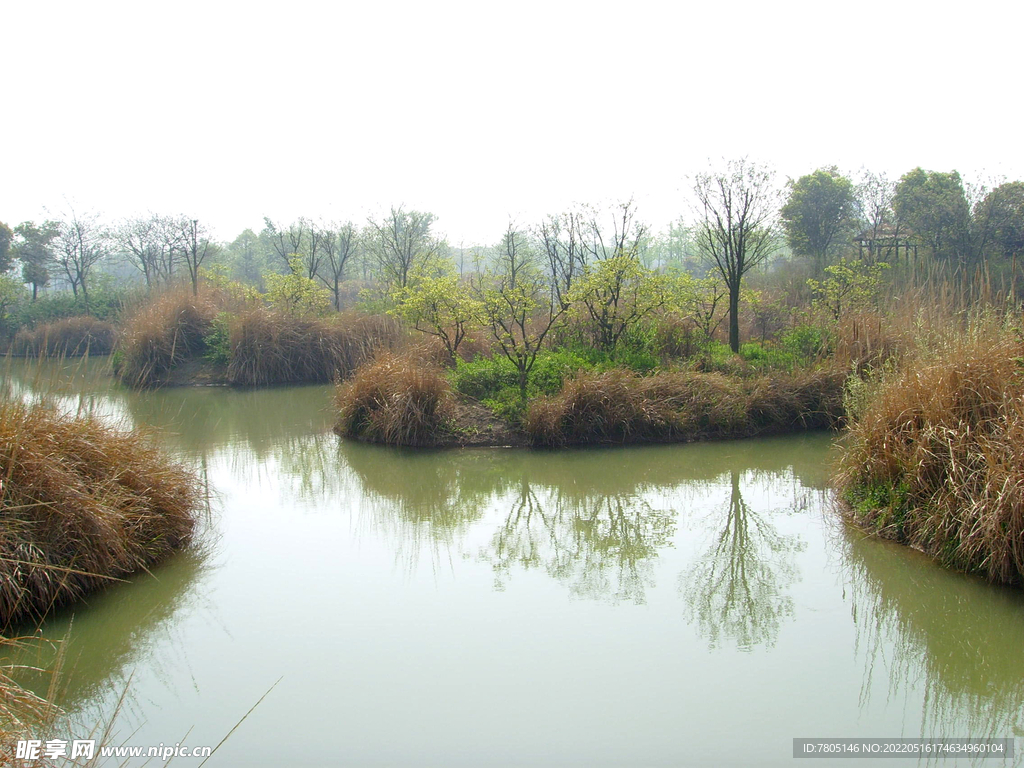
(739, 342, 797, 372)
(450, 355, 520, 399)
(780, 324, 828, 361)
(203, 312, 233, 366)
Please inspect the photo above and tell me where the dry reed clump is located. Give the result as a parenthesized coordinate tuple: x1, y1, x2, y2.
(334, 351, 455, 446)
(835, 323, 1024, 585)
(115, 287, 219, 387)
(525, 367, 847, 447)
(10, 317, 117, 358)
(0, 399, 200, 628)
(227, 309, 402, 387)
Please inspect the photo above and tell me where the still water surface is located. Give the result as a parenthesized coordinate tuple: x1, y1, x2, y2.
(5, 358, 1024, 766)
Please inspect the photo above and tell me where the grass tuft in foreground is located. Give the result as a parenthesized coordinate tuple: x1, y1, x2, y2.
(835, 318, 1024, 585)
(0, 398, 201, 628)
(334, 351, 455, 446)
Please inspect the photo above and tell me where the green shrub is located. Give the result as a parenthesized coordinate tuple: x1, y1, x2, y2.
(780, 324, 828, 361)
(450, 355, 520, 399)
(739, 342, 797, 372)
(203, 312, 233, 366)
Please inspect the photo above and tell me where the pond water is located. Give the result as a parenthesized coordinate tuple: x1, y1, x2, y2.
(5, 358, 1024, 766)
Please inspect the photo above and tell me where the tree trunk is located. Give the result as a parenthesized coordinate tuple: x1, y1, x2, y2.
(728, 282, 741, 353)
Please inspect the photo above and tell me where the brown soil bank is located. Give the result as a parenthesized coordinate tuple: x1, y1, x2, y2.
(836, 323, 1024, 586)
(0, 399, 201, 628)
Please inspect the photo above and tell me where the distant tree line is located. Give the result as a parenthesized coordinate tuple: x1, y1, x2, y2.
(2, 162, 1023, 353)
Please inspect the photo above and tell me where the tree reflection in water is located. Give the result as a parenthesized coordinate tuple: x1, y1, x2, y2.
(838, 524, 1024, 743)
(680, 470, 805, 651)
(486, 477, 676, 603)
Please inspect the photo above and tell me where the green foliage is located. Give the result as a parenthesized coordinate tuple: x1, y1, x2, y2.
(0, 275, 27, 337)
(451, 355, 522, 400)
(807, 259, 889, 321)
(780, 167, 857, 272)
(844, 480, 911, 535)
(780, 325, 828, 360)
(203, 312, 233, 366)
(738, 342, 797, 371)
(0, 221, 12, 274)
(565, 254, 666, 352)
(452, 348, 618, 420)
(264, 257, 332, 316)
(389, 263, 481, 358)
(9, 285, 130, 328)
(978, 181, 1024, 260)
(199, 264, 262, 307)
(893, 167, 972, 264)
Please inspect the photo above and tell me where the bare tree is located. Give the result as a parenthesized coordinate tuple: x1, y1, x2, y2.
(692, 159, 782, 353)
(262, 217, 310, 274)
(52, 206, 108, 306)
(538, 209, 592, 311)
(113, 214, 181, 288)
(367, 206, 442, 289)
(317, 221, 358, 309)
(178, 216, 214, 295)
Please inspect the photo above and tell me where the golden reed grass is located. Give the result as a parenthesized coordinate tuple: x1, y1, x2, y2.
(836, 316, 1024, 585)
(334, 350, 455, 446)
(115, 287, 218, 388)
(0, 399, 201, 628)
(525, 367, 846, 447)
(227, 309, 402, 387)
(11, 317, 117, 358)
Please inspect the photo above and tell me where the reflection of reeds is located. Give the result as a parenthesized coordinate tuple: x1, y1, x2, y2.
(0, 635, 63, 765)
(0, 398, 201, 628)
(839, 522, 1024, 742)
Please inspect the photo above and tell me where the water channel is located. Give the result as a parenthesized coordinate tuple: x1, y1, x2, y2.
(5, 357, 1024, 766)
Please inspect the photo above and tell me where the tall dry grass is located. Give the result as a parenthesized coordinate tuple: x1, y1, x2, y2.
(10, 317, 117, 358)
(835, 316, 1024, 585)
(228, 309, 402, 387)
(115, 287, 219, 387)
(0, 398, 201, 628)
(525, 367, 846, 447)
(334, 351, 455, 446)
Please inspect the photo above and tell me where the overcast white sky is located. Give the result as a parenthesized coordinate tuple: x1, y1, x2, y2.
(3, 0, 1022, 245)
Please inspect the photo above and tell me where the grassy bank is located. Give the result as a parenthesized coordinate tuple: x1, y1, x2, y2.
(115, 288, 219, 387)
(333, 346, 846, 449)
(0, 398, 201, 628)
(526, 366, 845, 447)
(114, 286, 403, 388)
(835, 316, 1024, 585)
(9, 317, 117, 358)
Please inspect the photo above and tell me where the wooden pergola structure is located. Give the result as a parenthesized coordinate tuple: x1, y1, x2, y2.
(853, 224, 918, 263)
